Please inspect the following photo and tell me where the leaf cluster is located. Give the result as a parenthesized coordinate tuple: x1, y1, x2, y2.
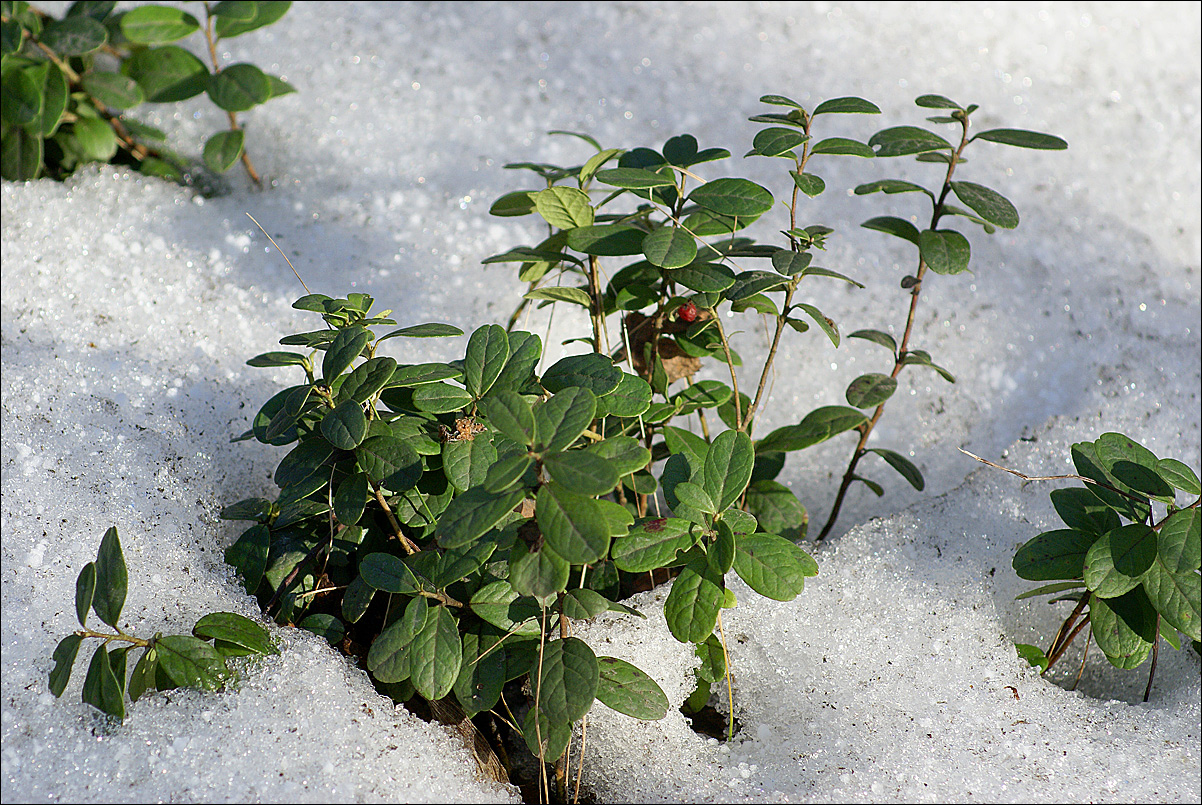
(1012, 433, 1200, 675)
(1, 0, 292, 183)
(50, 526, 277, 721)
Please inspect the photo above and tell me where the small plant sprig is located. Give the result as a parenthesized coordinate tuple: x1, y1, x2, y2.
(815, 94, 1068, 540)
(966, 433, 1200, 701)
(1, 0, 293, 184)
(49, 526, 278, 721)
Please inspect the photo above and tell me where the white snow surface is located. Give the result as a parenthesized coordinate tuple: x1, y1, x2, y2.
(2, 1, 1200, 802)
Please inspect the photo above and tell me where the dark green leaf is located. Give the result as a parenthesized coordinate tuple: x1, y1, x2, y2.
(1014, 644, 1049, 673)
(320, 399, 367, 450)
(533, 186, 594, 229)
(442, 435, 497, 492)
(949, 182, 1019, 229)
(755, 406, 867, 453)
(914, 94, 962, 110)
(82, 643, 125, 720)
(810, 137, 875, 157)
(845, 373, 898, 410)
(848, 329, 897, 353)
(435, 487, 525, 549)
(224, 524, 269, 594)
(322, 327, 370, 382)
(791, 171, 825, 197)
(536, 483, 611, 564)
(379, 323, 464, 340)
(595, 167, 675, 189)
(202, 129, 244, 173)
(1012, 529, 1097, 581)
(562, 588, 611, 620)
(1157, 458, 1201, 496)
(470, 580, 541, 635)
(299, 614, 345, 646)
(524, 706, 571, 762)
(747, 126, 808, 158)
(1142, 517, 1201, 641)
(643, 227, 697, 269)
(586, 436, 650, 477)
(42, 14, 108, 53)
(1072, 441, 1151, 522)
(862, 216, 921, 246)
(480, 391, 537, 446)
(49, 634, 83, 697)
(612, 517, 697, 573)
(1050, 487, 1121, 535)
(75, 562, 96, 627)
(919, 229, 971, 275)
(341, 575, 376, 624)
(463, 324, 509, 399)
(770, 250, 812, 275)
(122, 45, 208, 102)
(359, 552, 420, 594)
(120, 5, 198, 43)
(702, 430, 754, 511)
(536, 637, 598, 723)
(854, 178, 932, 199)
(92, 526, 127, 629)
(541, 354, 621, 397)
(524, 286, 591, 308)
(332, 470, 369, 525)
(193, 612, 276, 655)
(1014, 581, 1087, 601)
(724, 270, 789, 301)
(155, 635, 229, 691)
(733, 532, 816, 600)
(1, 123, 42, 181)
(868, 126, 952, 157)
(974, 128, 1067, 150)
(744, 480, 807, 540)
(603, 372, 653, 418)
(356, 435, 421, 492)
(214, 0, 291, 39)
(565, 224, 646, 256)
(543, 452, 618, 497)
(868, 448, 924, 490)
(1090, 589, 1156, 669)
(72, 118, 118, 161)
(509, 540, 570, 600)
(367, 596, 427, 683)
(127, 646, 157, 703)
(595, 657, 669, 720)
(813, 96, 880, 115)
(664, 554, 724, 643)
(454, 627, 507, 716)
(688, 177, 773, 218)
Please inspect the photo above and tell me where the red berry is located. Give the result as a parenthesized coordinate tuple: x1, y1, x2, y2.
(679, 302, 698, 322)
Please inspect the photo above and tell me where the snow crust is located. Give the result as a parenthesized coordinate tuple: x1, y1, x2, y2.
(2, 2, 1199, 802)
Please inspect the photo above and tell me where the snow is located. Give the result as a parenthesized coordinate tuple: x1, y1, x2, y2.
(2, 1, 1199, 802)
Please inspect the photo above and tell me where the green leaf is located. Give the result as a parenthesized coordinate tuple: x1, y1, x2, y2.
(562, 588, 612, 620)
(367, 596, 427, 683)
(595, 657, 669, 720)
(536, 637, 598, 723)
(155, 635, 229, 691)
(1095, 432, 1175, 502)
(602, 372, 653, 418)
(674, 481, 716, 516)
(845, 373, 896, 409)
(1014, 581, 1087, 601)
(299, 614, 344, 646)
(565, 224, 646, 256)
(531, 387, 595, 454)
(1090, 589, 1156, 669)
(744, 480, 807, 540)
(533, 185, 594, 229)
(855, 178, 933, 199)
(442, 435, 497, 492)
(320, 399, 367, 450)
(379, 323, 464, 340)
(813, 96, 880, 115)
(208, 62, 274, 112)
(224, 524, 269, 593)
(536, 483, 611, 564)
(462, 324, 509, 399)
(725, 270, 789, 301)
(595, 167, 675, 189)
(541, 354, 621, 397)
(322, 326, 369, 381)
(1049, 487, 1121, 535)
(1014, 644, 1049, 673)
(1012, 529, 1097, 581)
(384, 362, 462, 389)
(341, 575, 376, 624)
(480, 392, 537, 447)
(356, 435, 422, 492)
(28, 64, 66, 136)
(193, 612, 276, 655)
(612, 517, 697, 573)
(75, 562, 96, 627)
(949, 182, 1019, 229)
(92, 527, 127, 629)
(642, 227, 697, 269)
(1, 125, 42, 181)
(974, 128, 1067, 150)
(524, 286, 592, 308)
(359, 552, 420, 594)
(470, 580, 541, 635)
(1, 67, 42, 126)
(336, 356, 397, 405)
(408, 606, 463, 701)
(509, 540, 570, 600)
(868, 126, 952, 157)
(1157, 458, 1201, 496)
(122, 45, 208, 102)
(543, 451, 618, 497)
(791, 171, 825, 197)
(435, 540, 498, 587)
(435, 487, 525, 549)
(202, 129, 244, 173)
(919, 229, 971, 275)
(810, 137, 875, 157)
(411, 382, 473, 414)
(702, 430, 754, 511)
(49, 634, 83, 697)
(849, 329, 897, 353)
(42, 14, 108, 53)
(72, 117, 118, 161)
(524, 707, 572, 763)
(454, 627, 507, 716)
(1142, 530, 1201, 642)
(214, 0, 291, 39)
(664, 554, 724, 643)
(688, 177, 773, 218)
(120, 5, 199, 43)
(868, 448, 925, 491)
(862, 216, 921, 246)
(755, 406, 868, 453)
(82, 643, 125, 720)
(747, 126, 808, 158)
(1157, 508, 1201, 573)
(733, 532, 816, 600)
(1072, 441, 1151, 522)
(915, 94, 962, 110)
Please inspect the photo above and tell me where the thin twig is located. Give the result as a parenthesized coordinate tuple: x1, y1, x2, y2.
(246, 213, 311, 294)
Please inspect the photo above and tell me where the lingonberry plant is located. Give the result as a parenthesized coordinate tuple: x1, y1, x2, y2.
(49, 526, 277, 721)
(213, 92, 1063, 800)
(966, 434, 1201, 701)
(1, 0, 292, 184)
